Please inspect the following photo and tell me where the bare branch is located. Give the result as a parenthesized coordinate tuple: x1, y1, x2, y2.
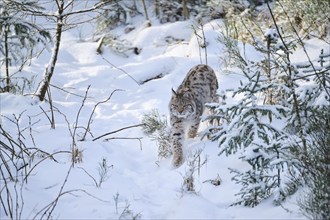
(46, 164, 73, 220)
(63, 1, 108, 18)
(71, 85, 90, 164)
(49, 84, 86, 98)
(33, 188, 111, 219)
(77, 167, 98, 187)
(93, 124, 145, 141)
(39, 106, 53, 127)
(23, 150, 69, 183)
(104, 137, 143, 150)
(99, 54, 140, 86)
(80, 89, 123, 141)
(63, 0, 75, 11)
(24, 0, 108, 18)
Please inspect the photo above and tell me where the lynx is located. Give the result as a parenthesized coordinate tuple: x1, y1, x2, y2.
(169, 64, 218, 167)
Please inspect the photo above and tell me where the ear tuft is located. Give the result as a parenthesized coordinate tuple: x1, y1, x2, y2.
(172, 88, 177, 95)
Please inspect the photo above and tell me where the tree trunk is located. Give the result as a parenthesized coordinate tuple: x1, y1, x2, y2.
(141, 0, 150, 22)
(4, 25, 10, 92)
(35, 4, 64, 101)
(155, 0, 159, 17)
(264, 35, 274, 106)
(182, 0, 189, 20)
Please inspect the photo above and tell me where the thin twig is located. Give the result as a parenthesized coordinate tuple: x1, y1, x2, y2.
(77, 167, 98, 187)
(49, 84, 86, 98)
(25, 117, 40, 147)
(80, 89, 123, 141)
(72, 85, 90, 164)
(39, 106, 53, 127)
(104, 137, 143, 150)
(99, 54, 140, 86)
(23, 150, 70, 182)
(33, 188, 111, 220)
(201, 23, 208, 65)
(92, 124, 145, 141)
(47, 86, 55, 129)
(46, 164, 74, 220)
(192, 25, 203, 64)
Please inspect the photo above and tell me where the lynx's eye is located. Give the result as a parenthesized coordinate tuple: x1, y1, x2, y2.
(185, 104, 193, 111)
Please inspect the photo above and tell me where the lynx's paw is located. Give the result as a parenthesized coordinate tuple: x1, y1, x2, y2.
(172, 155, 184, 168)
(172, 147, 184, 168)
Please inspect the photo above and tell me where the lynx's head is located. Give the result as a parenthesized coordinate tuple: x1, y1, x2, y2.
(169, 88, 196, 118)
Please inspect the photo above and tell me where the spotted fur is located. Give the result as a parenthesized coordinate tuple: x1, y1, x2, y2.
(169, 64, 218, 167)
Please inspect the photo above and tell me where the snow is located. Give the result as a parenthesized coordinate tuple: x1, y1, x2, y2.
(1, 9, 320, 220)
(264, 28, 278, 41)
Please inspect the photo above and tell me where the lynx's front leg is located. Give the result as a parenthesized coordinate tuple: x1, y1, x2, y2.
(187, 119, 200, 138)
(170, 120, 185, 167)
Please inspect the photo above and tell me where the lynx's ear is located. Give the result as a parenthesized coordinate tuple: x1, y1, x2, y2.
(172, 88, 177, 96)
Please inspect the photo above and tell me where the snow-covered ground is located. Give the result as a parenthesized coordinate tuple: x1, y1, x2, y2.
(3, 10, 327, 219)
